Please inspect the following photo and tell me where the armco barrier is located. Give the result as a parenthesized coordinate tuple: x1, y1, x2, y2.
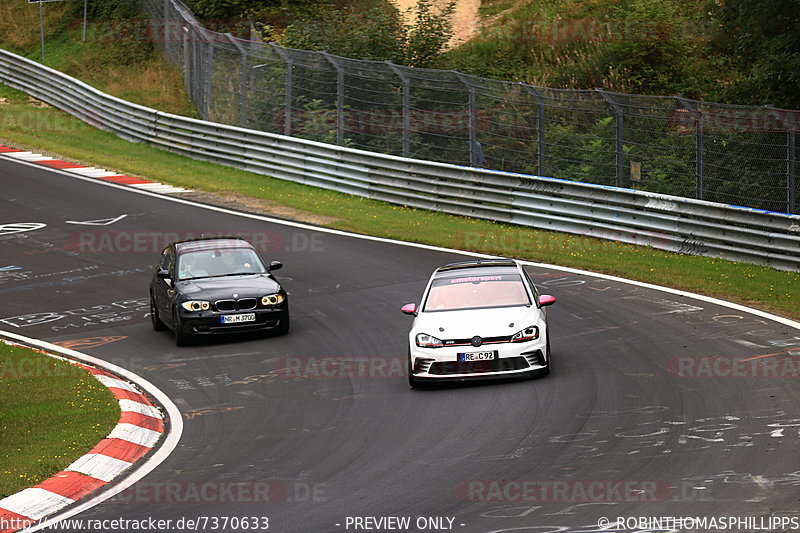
(1, 48, 799, 271)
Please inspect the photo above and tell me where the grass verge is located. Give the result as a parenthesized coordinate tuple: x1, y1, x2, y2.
(0, 341, 119, 498)
(1, 81, 798, 323)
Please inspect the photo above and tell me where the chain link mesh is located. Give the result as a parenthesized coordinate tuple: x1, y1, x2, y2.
(143, 0, 800, 214)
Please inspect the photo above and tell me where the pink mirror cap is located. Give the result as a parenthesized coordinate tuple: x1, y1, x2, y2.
(401, 303, 418, 315)
(538, 295, 557, 307)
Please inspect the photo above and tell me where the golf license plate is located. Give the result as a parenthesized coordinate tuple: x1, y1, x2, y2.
(458, 351, 497, 362)
(221, 313, 256, 324)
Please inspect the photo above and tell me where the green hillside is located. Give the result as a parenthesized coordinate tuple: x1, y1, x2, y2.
(441, 0, 800, 108)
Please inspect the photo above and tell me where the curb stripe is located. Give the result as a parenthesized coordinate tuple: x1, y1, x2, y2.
(118, 411, 164, 432)
(118, 398, 163, 419)
(0, 489, 73, 521)
(87, 438, 152, 464)
(73, 363, 115, 379)
(106, 387, 150, 403)
(0, 145, 188, 194)
(105, 423, 162, 448)
(95, 375, 138, 393)
(35, 472, 107, 502)
(66, 455, 132, 483)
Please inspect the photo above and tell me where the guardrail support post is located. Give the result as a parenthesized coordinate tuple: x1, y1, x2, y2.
(678, 97, 704, 201)
(386, 61, 410, 158)
(597, 89, 624, 188)
(455, 71, 479, 167)
(790, 130, 797, 213)
(522, 83, 546, 176)
(323, 53, 345, 146)
(270, 44, 294, 136)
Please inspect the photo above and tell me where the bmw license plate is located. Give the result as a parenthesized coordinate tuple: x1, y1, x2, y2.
(221, 313, 256, 324)
(458, 351, 497, 362)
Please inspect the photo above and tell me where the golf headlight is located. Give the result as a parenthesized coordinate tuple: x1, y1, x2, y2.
(511, 325, 539, 342)
(261, 293, 285, 306)
(416, 333, 444, 348)
(181, 300, 210, 311)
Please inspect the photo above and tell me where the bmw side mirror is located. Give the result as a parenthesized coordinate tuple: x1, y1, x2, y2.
(156, 268, 171, 280)
(538, 295, 556, 307)
(268, 260, 283, 272)
(401, 303, 418, 316)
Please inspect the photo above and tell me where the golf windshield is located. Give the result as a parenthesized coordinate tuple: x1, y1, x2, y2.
(178, 248, 266, 280)
(423, 269, 531, 311)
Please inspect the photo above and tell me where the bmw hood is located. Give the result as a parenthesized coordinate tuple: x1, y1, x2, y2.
(176, 275, 281, 299)
(415, 306, 538, 338)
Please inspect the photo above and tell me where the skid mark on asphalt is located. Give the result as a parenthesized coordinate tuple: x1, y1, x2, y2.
(548, 410, 799, 463)
(183, 405, 245, 420)
(51, 335, 128, 350)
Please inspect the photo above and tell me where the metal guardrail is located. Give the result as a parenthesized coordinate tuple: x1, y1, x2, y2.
(1, 48, 799, 271)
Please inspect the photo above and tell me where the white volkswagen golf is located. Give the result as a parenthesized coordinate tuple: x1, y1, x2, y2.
(402, 259, 556, 387)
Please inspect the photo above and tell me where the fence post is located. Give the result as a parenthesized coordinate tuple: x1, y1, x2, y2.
(597, 89, 624, 188)
(203, 34, 213, 120)
(454, 71, 478, 167)
(224, 33, 248, 128)
(521, 83, 545, 176)
(270, 44, 293, 136)
(790, 130, 797, 214)
(677, 97, 704, 201)
(322, 53, 345, 146)
(182, 25, 190, 100)
(386, 61, 410, 158)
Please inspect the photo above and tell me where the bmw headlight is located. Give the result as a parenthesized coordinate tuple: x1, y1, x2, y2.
(511, 325, 539, 343)
(261, 293, 285, 306)
(415, 333, 444, 348)
(181, 300, 210, 311)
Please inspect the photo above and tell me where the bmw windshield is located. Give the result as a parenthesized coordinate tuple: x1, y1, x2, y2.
(177, 248, 266, 280)
(422, 268, 531, 312)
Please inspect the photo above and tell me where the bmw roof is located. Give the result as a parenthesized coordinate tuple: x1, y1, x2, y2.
(173, 237, 254, 253)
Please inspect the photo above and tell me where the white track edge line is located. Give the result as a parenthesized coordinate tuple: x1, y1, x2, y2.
(0, 329, 183, 532)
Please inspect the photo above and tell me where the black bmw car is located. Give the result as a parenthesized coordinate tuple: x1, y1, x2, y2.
(149, 237, 289, 345)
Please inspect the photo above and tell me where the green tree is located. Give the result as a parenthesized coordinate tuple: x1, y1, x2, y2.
(404, 0, 456, 67)
(280, 1, 406, 62)
(712, 0, 800, 108)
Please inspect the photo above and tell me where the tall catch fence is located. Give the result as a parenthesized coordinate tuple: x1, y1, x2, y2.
(145, 0, 798, 215)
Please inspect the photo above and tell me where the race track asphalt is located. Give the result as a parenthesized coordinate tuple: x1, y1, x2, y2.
(2, 157, 799, 532)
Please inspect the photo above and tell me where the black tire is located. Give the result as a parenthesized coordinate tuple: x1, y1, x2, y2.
(172, 308, 190, 346)
(150, 294, 166, 331)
